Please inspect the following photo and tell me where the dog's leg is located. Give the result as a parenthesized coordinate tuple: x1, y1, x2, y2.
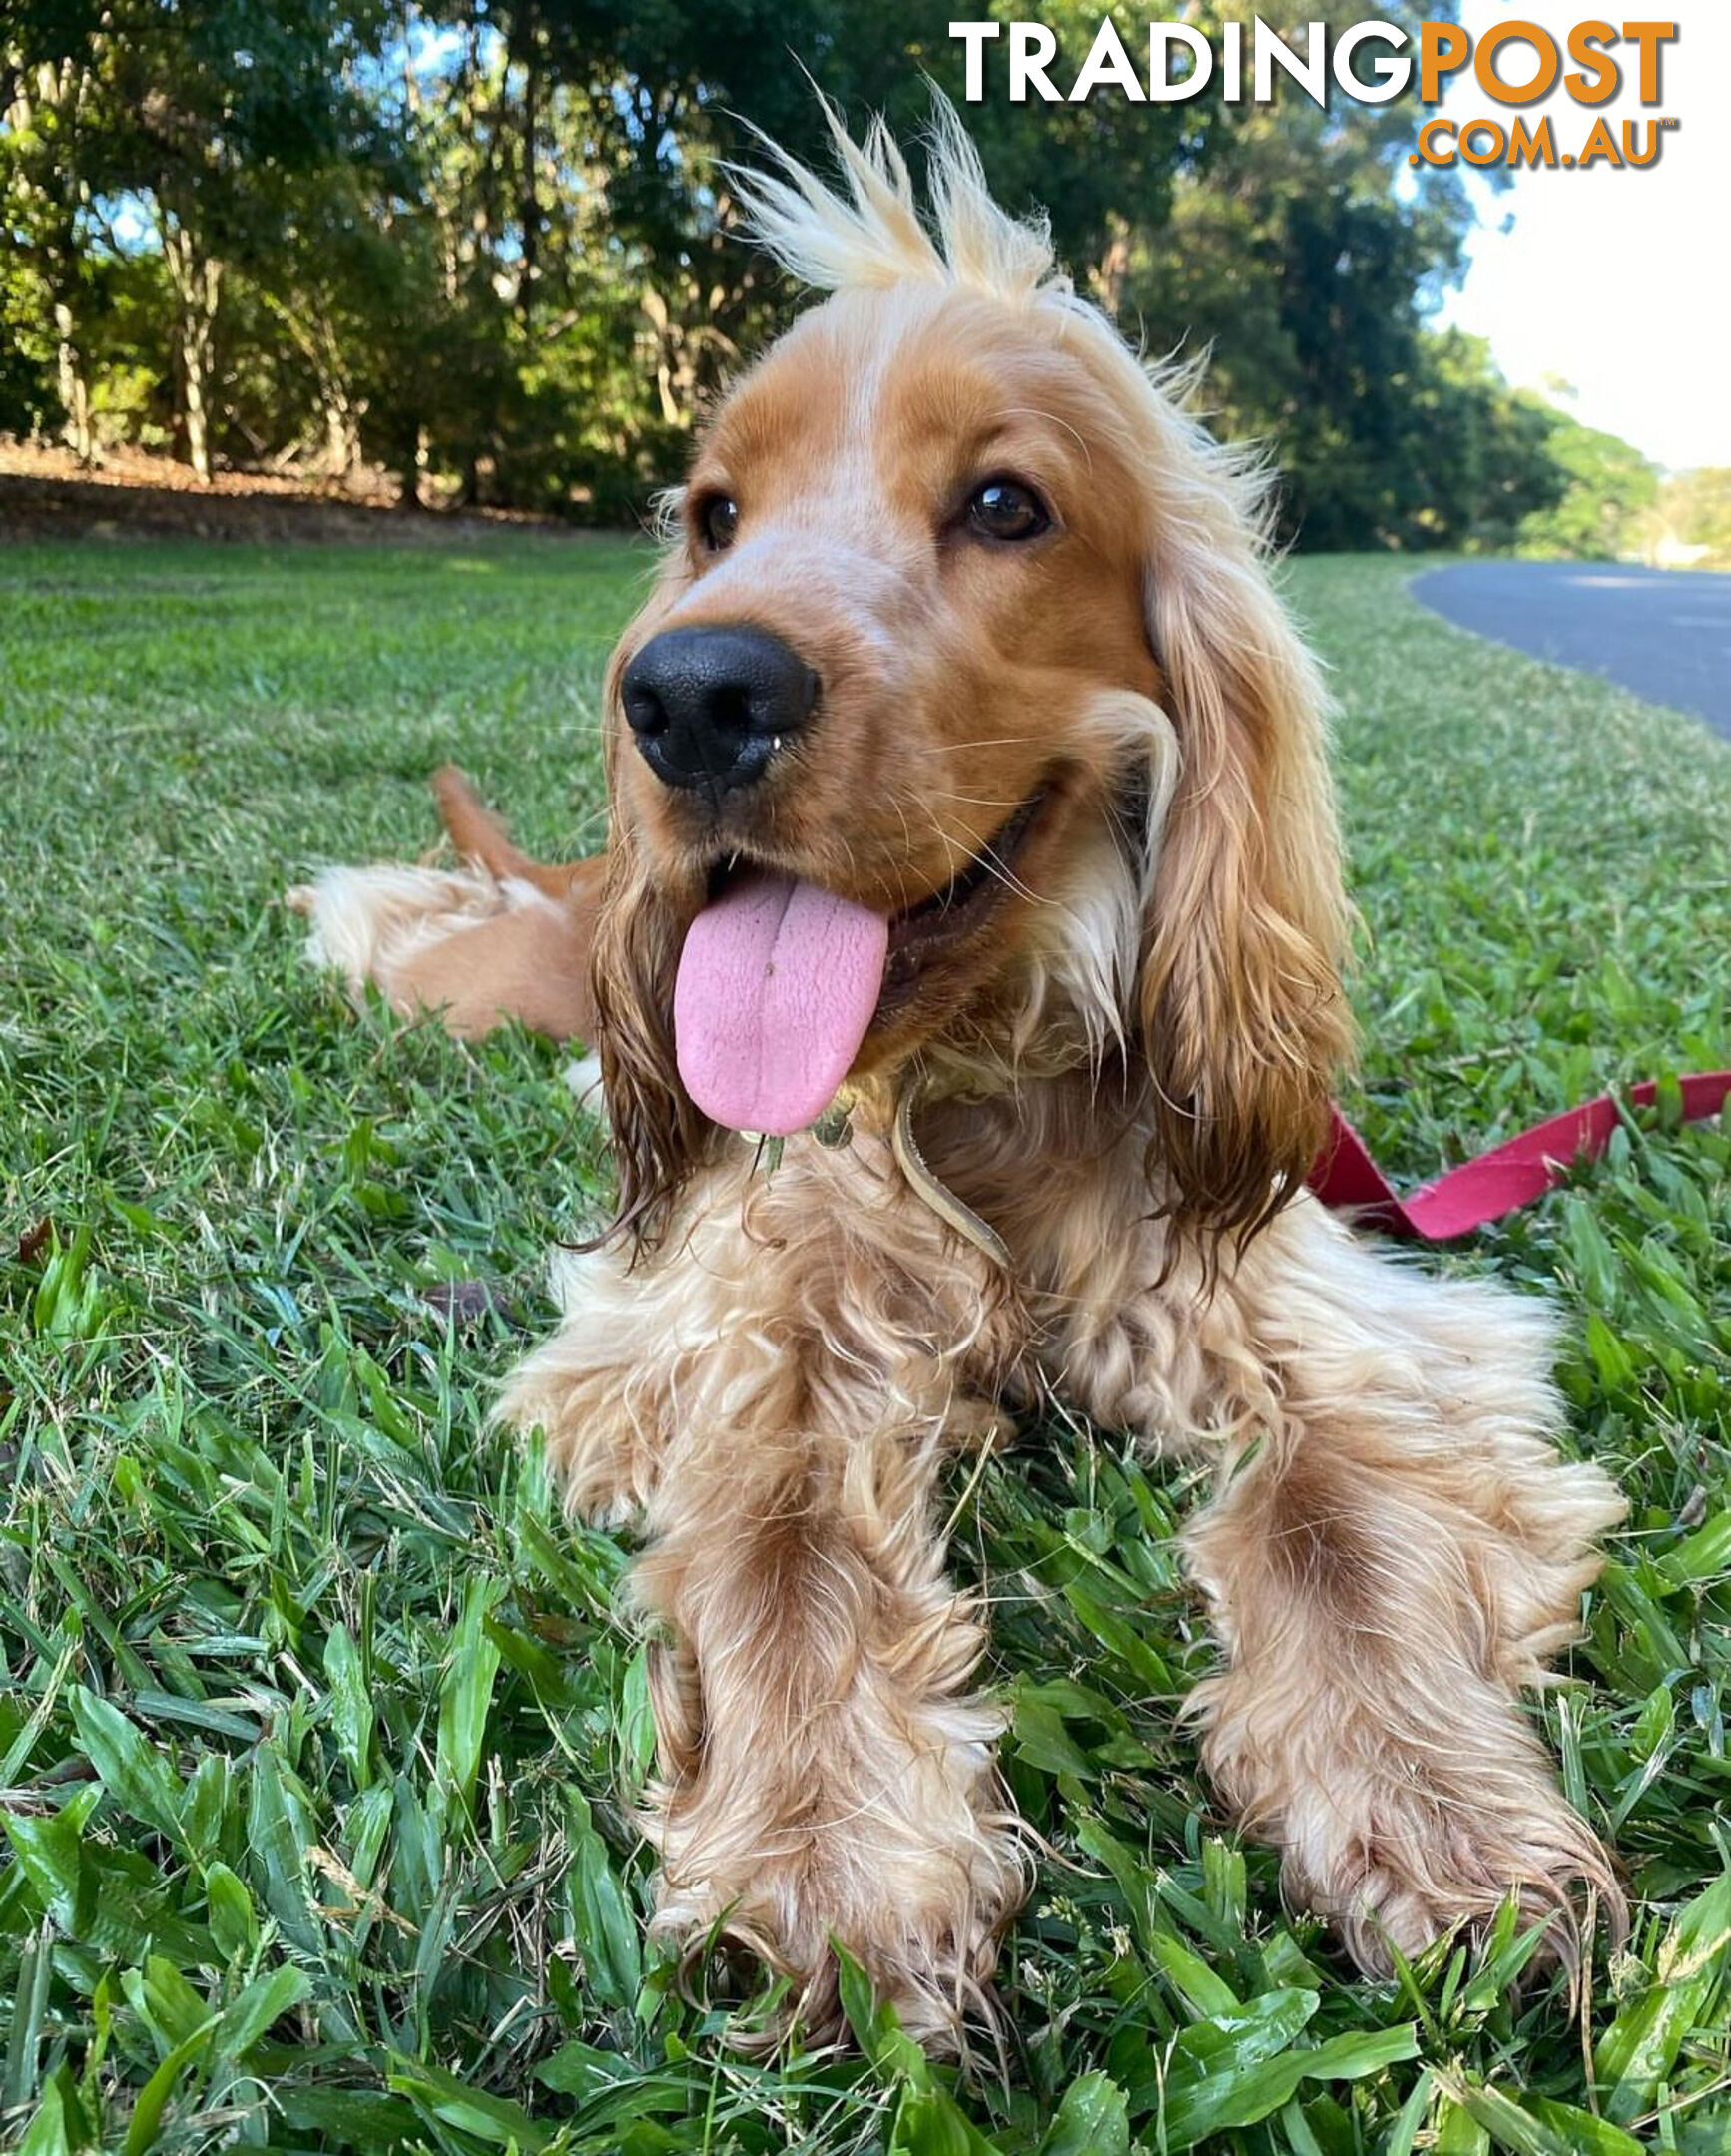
(501, 1142, 1029, 2047)
(634, 1408, 1022, 2048)
(1042, 1184, 1625, 1975)
(289, 768, 607, 1041)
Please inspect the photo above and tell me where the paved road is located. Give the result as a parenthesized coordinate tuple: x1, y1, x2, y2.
(1413, 561, 1731, 741)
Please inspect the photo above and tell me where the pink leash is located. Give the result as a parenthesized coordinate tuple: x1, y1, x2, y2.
(1309, 1072, 1731, 1240)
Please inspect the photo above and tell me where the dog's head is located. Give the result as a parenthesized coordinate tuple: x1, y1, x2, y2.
(593, 105, 1351, 1253)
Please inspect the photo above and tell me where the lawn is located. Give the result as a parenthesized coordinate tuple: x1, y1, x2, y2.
(1, 535, 1727, 2156)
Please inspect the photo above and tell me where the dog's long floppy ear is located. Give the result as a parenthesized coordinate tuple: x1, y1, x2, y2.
(588, 635, 717, 1254)
(1137, 543, 1354, 1251)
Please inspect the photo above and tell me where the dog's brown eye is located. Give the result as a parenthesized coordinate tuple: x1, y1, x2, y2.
(698, 494, 740, 551)
(966, 478, 1050, 543)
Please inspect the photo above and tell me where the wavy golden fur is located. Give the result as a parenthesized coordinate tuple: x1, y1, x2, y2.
(293, 101, 1624, 2048)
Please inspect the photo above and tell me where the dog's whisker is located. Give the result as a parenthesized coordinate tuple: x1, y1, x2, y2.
(911, 790, 1031, 811)
(900, 737, 1037, 758)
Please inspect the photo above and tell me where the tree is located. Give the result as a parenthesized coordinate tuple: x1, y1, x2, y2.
(1404, 331, 1568, 552)
(4, 0, 391, 477)
(1105, 4, 1490, 548)
(1514, 408, 1657, 561)
(0, 0, 1659, 551)
(1, 6, 129, 460)
(1658, 469, 1731, 567)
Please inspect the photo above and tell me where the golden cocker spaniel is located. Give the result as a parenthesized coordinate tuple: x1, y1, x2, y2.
(295, 104, 1623, 2047)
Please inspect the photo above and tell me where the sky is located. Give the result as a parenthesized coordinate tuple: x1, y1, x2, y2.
(1433, 1, 1731, 473)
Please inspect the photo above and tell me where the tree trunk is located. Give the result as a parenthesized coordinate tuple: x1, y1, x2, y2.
(517, 1, 539, 325)
(264, 294, 361, 481)
(397, 422, 427, 510)
(322, 390, 361, 481)
(52, 301, 93, 464)
(1094, 225, 1131, 315)
(162, 217, 224, 483)
(314, 327, 361, 479)
(641, 284, 688, 428)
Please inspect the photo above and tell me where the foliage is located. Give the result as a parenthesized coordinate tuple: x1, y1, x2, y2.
(1514, 406, 1660, 563)
(1114, 8, 1491, 552)
(1, 538, 1728, 2151)
(0, 1, 1657, 548)
(0, 235, 57, 431)
(2, 0, 393, 473)
(1657, 468, 1731, 568)
(1399, 330, 1568, 553)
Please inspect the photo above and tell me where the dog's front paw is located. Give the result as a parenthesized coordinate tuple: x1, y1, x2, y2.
(1260, 1728, 1625, 1980)
(649, 1789, 1023, 2051)
(640, 1662, 1027, 2051)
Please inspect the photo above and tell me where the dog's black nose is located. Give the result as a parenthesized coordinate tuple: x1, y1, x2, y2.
(621, 626, 819, 795)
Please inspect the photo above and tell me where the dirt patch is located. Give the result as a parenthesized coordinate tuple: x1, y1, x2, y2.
(0, 442, 615, 546)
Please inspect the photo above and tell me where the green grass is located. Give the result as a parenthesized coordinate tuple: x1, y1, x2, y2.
(1, 535, 1727, 2156)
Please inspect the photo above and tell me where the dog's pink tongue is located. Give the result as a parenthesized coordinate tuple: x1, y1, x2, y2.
(675, 872, 889, 1135)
